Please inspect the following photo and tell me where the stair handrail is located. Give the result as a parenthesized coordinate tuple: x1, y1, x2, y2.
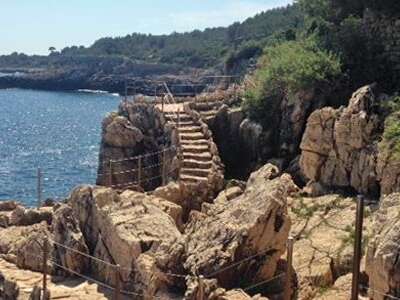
(159, 82, 183, 180)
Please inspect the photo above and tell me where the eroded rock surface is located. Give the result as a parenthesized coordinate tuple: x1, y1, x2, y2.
(288, 194, 373, 299)
(184, 164, 296, 291)
(69, 186, 184, 298)
(300, 85, 382, 196)
(366, 193, 400, 300)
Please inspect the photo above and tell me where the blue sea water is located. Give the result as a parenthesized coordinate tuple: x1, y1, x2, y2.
(0, 89, 120, 206)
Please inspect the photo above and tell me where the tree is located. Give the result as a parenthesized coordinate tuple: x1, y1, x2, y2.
(48, 47, 56, 54)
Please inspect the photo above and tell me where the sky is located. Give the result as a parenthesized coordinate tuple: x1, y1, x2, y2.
(0, 0, 293, 55)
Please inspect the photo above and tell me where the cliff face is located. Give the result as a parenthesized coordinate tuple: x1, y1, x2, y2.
(299, 84, 400, 197)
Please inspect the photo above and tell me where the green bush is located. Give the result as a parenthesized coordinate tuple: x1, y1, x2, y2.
(380, 96, 400, 161)
(244, 39, 341, 124)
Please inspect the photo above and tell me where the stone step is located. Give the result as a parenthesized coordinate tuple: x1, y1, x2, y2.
(179, 132, 204, 141)
(193, 102, 223, 111)
(181, 144, 209, 153)
(200, 110, 217, 117)
(181, 168, 210, 177)
(183, 159, 212, 169)
(180, 139, 208, 146)
(177, 120, 195, 126)
(165, 113, 191, 122)
(178, 126, 202, 134)
(180, 174, 209, 184)
(183, 152, 212, 161)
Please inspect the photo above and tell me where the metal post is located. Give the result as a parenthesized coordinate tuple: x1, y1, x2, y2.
(114, 264, 121, 300)
(42, 238, 48, 298)
(198, 275, 204, 300)
(138, 156, 142, 188)
(162, 149, 167, 186)
(284, 236, 294, 300)
(351, 195, 364, 300)
(108, 161, 113, 187)
(37, 167, 42, 208)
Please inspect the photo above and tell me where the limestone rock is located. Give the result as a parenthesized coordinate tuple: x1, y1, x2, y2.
(97, 101, 178, 191)
(288, 195, 373, 299)
(0, 258, 113, 299)
(183, 164, 296, 291)
(69, 185, 183, 297)
(0, 201, 18, 211)
(300, 85, 381, 196)
(52, 205, 90, 274)
(103, 115, 144, 148)
(9, 205, 52, 227)
(0, 222, 52, 273)
(366, 193, 400, 300)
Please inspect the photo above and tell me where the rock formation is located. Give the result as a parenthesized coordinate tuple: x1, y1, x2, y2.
(300, 85, 383, 196)
(0, 162, 301, 299)
(183, 164, 296, 297)
(288, 194, 373, 299)
(97, 101, 179, 191)
(366, 193, 400, 300)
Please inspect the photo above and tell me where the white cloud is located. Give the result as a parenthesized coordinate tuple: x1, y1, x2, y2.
(167, 0, 293, 32)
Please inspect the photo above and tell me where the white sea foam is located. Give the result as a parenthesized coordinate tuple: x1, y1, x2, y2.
(77, 89, 120, 97)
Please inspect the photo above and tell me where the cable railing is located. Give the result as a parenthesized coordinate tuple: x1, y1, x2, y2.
(10, 196, 380, 300)
(100, 146, 179, 190)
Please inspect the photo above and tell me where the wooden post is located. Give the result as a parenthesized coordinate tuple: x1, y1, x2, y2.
(284, 236, 294, 300)
(114, 264, 121, 300)
(37, 168, 42, 208)
(177, 109, 181, 128)
(162, 149, 167, 186)
(198, 275, 204, 300)
(162, 95, 165, 113)
(42, 238, 48, 298)
(138, 156, 142, 188)
(108, 161, 113, 187)
(351, 195, 365, 300)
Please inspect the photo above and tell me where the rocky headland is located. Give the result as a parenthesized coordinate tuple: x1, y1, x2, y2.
(2, 83, 400, 300)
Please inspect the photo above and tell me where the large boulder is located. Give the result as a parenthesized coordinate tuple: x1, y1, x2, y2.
(288, 194, 373, 299)
(300, 85, 381, 196)
(52, 205, 90, 274)
(97, 101, 178, 191)
(0, 222, 52, 273)
(366, 193, 400, 300)
(183, 164, 296, 292)
(103, 115, 144, 148)
(69, 185, 184, 298)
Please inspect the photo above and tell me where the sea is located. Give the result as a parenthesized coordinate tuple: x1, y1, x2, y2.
(0, 88, 121, 206)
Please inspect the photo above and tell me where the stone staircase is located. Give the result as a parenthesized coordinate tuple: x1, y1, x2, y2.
(191, 100, 223, 122)
(164, 107, 215, 186)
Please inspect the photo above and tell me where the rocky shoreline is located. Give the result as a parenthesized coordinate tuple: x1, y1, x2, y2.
(2, 84, 400, 300)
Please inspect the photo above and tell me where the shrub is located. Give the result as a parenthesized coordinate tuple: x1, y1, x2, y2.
(379, 96, 400, 162)
(244, 38, 341, 124)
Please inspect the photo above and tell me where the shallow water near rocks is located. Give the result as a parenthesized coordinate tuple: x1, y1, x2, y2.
(0, 88, 120, 206)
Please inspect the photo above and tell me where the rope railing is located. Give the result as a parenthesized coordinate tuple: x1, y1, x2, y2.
(106, 146, 176, 164)
(22, 230, 374, 300)
(361, 285, 400, 300)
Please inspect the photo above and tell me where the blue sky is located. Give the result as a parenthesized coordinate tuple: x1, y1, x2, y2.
(0, 0, 293, 55)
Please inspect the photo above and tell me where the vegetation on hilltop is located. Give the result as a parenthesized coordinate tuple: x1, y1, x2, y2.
(244, 0, 399, 126)
(0, 4, 303, 76)
(244, 39, 341, 125)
